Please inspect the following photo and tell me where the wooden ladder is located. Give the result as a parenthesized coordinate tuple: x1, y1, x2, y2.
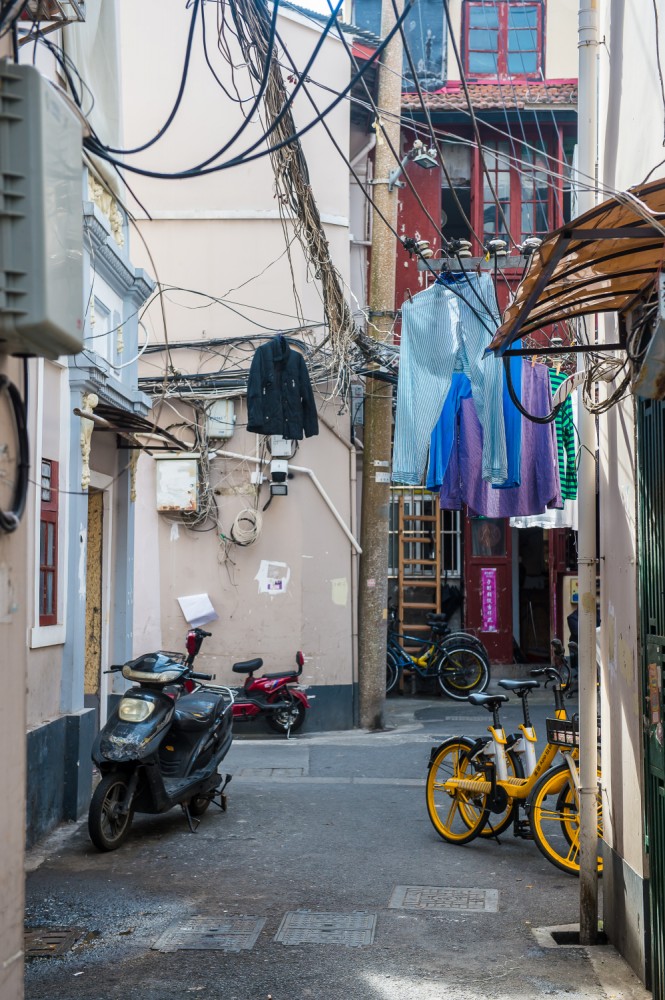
(397, 491, 442, 645)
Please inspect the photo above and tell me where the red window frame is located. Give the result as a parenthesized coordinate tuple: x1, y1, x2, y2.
(463, 1, 544, 79)
(39, 459, 58, 627)
(473, 131, 559, 241)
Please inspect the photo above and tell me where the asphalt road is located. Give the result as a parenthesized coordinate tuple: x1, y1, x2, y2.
(24, 685, 649, 1000)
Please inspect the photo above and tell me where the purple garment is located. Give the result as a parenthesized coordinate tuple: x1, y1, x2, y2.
(439, 361, 562, 517)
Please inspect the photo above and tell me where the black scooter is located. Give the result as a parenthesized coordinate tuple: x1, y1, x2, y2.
(88, 649, 234, 852)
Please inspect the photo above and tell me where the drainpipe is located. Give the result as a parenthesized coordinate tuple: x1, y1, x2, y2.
(577, 0, 600, 947)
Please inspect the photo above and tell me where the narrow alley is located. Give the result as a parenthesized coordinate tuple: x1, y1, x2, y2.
(25, 693, 646, 1000)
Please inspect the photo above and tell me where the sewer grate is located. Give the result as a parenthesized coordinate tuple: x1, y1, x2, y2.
(152, 916, 266, 953)
(24, 927, 83, 959)
(389, 886, 499, 913)
(275, 911, 376, 946)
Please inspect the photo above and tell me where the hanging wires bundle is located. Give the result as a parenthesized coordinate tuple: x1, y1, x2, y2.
(230, 506, 262, 545)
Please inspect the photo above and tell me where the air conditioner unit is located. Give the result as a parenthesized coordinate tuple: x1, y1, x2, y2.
(0, 63, 83, 358)
(632, 273, 665, 399)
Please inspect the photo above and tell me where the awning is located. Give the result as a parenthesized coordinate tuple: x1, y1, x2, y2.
(488, 177, 665, 353)
(73, 401, 189, 453)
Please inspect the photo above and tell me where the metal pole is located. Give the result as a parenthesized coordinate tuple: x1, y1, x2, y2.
(357, 0, 404, 729)
(577, 0, 600, 946)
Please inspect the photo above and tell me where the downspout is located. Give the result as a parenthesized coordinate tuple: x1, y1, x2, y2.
(317, 413, 360, 723)
(577, 0, 600, 946)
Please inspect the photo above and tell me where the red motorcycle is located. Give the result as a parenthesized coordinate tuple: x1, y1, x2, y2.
(185, 629, 311, 737)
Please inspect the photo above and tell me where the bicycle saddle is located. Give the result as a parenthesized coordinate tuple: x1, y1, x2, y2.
(427, 613, 449, 623)
(468, 693, 508, 710)
(498, 679, 540, 695)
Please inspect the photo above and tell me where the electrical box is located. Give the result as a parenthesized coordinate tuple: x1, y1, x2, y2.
(350, 383, 364, 425)
(155, 456, 199, 513)
(269, 436, 295, 457)
(0, 62, 84, 359)
(206, 399, 235, 440)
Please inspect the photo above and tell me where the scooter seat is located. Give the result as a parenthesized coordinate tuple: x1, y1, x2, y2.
(232, 658, 263, 674)
(173, 691, 228, 731)
(263, 671, 299, 681)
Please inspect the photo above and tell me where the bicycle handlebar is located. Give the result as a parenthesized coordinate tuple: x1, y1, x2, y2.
(189, 670, 213, 681)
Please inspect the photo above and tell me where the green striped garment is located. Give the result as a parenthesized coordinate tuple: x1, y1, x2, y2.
(548, 370, 577, 501)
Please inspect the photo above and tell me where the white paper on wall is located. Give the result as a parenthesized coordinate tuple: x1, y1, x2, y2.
(255, 560, 290, 595)
(177, 593, 219, 627)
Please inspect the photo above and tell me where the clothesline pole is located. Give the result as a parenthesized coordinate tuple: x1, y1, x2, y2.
(357, 0, 404, 730)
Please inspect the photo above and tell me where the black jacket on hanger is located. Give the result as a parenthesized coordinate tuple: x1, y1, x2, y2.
(246, 335, 319, 439)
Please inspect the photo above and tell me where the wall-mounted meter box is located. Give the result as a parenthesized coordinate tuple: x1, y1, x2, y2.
(155, 455, 199, 513)
(0, 62, 84, 358)
(207, 399, 235, 440)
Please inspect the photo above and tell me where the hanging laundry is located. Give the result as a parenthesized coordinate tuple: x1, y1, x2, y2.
(392, 272, 507, 487)
(439, 360, 562, 517)
(511, 391, 578, 530)
(548, 369, 578, 500)
(247, 334, 319, 439)
(427, 350, 523, 492)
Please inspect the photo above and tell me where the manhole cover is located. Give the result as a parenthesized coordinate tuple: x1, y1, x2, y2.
(275, 911, 376, 946)
(152, 916, 266, 953)
(24, 927, 83, 958)
(389, 886, 499, 912)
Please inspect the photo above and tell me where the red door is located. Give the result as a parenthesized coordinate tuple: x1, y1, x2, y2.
(464, 515, 514, 663)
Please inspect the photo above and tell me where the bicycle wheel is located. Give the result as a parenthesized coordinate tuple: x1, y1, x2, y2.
(438, 647, 490, 700)
(441, 632, 490, 661)
(527, 762, 603, 876)
(480, 747, 524, 838)
(426, 737, 489, 844)
(386, 650, 399, 694)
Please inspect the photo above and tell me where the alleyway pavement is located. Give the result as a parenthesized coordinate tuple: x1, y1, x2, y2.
(25, 688, 649, 1000)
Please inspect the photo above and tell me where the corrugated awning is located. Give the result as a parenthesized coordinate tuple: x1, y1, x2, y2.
(73, 401, 188, 452)
(488, 177, 665, 353)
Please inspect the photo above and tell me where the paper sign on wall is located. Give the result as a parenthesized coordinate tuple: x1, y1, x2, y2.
(255, 560, 291, 595)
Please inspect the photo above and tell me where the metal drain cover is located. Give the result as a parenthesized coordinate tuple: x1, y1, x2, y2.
(275, 911, 376, 946)
(152, 916, 266, 953)
(389, 886, 499, 912)
(24, 927, 83, 958)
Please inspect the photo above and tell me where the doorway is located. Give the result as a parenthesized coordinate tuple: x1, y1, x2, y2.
(84, 488, 104, 728)
(516, 528, 551, 662)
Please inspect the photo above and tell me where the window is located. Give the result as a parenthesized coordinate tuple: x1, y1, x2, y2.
(481, 137, 553, 240)
(39, 459, 58, 626)
(352, 0, 446, 91)
(464, 1, 544, 78)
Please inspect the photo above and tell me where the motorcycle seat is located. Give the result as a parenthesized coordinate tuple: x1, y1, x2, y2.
(263, 671, 299, 681)
(232, 658, 264, 674)
(173, 691, 229, 731)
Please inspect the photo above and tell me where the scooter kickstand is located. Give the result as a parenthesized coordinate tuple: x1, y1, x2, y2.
(182, 803, 201, 834)
(213, 773, 232, 811)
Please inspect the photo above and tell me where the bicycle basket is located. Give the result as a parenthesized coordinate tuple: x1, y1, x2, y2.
(546, 718, 579, 747)
(546, 717, 601, 747)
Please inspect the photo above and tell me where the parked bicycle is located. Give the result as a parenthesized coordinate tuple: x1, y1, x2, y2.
(425, 645, 603, 874)
(386, 612, 490, 700)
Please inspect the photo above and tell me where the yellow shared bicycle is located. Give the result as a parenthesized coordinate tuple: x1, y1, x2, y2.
(425, 663, 603, 875)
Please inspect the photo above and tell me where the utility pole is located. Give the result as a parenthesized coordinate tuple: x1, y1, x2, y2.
(577, 0, 599, 946)
(357, 0, 404, 729)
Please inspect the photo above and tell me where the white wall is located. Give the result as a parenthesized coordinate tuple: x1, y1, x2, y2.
(596, 0, 665, 977)
(118, 2, 358, 711)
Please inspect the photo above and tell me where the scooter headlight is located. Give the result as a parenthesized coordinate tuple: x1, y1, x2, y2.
(118, 698, 156, 723)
